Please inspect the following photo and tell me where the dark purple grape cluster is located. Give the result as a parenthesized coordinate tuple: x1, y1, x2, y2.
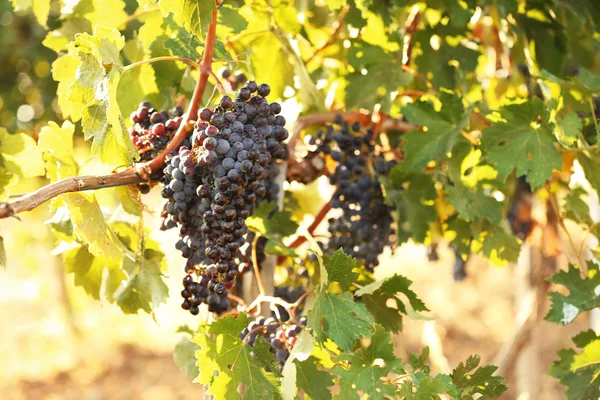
(239, 315, 308, 370)
(307, 118, 396, 271)
(160, 81, 289, 314)
(129, 101, 184, 162)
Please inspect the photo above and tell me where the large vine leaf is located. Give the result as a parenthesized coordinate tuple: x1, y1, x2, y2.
(114, 247, 169, 314)
(323, 249, 359, 288)
(333, 325, 404, 399)
(550, 330, 600, 400)
(9, 0, 51, 27)
(174, 335, 200, 379)
(64, 244, 123, 300)
(387, 168, 437, 244)
(37, 121, 78, 182)
(308, 290, 374, 353)
(445, 183, 503, 223)
(545, 263, 600, 325)
(295, 356, 334, 400)
(61, 193, 133, 259)
(481, 98, 562, 189)
(0, 128, 45, 200)
(193, 314, 281, 399)
(52, 27, 136, 167)
(449, 355, 507, 398)
(159, 0, 217, 39)
(401, 90, 472, 171)
(356, 274, 429, 333)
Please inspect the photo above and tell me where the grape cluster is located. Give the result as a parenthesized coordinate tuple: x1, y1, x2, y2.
(160, 82, 289, 315)
(239, 315, 308, 370)
(129, 101, 184, 162)
(308, 118, 396, 271)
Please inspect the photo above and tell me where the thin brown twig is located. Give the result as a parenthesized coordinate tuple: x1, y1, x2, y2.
(305, 5, 350, 65)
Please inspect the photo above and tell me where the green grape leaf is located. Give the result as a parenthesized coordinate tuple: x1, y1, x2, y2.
(52, 27, 137, 167)
(45, 206, 75, 242)
(174, 336, 200, 379)
(10, 0, 51, 27)
(333, 324, 403, 399)
(115, 186, 142, 216)
(64, 244, 123, 300)
(356, 274, 429, 333)
(193, 314, 281, 399)
(449, 355, 507, 398)
(550, 330, 600, 400)
(37, 121, 78, 182)
(545, 263, 600, 325)
(323, 249, 359, 288)
(264, 238, 297, 257)
(401, 90, 471, 171)
(217, 4, 248, 35)
(281, 329, 316, 399)
(43, 18, 92, 52)
(228, 31, 294, 102)
(479, 223, 521, 265)
(346, 46, 413, 112)
(414, 33, 480, 90)
(114, 245, 169, 314)
(445, 183, 503, 223)
(577, 153, 600, 199)
(0, 235, 6, 269)
(0, 128, 45, 178)
(52, 27, 137, 166)
(246, 201, 299, 238)
(576, 69, 600, 92)
(295, 357, 334, 400)
(387, 168, 437, 244)
(556, 112, 583, 147)
(564, 187, 593, 225)
(308, 290, 374, 353)
(163, 21, 204, 59)
(481, 98, 561, 189)
(159, 0, 216, 39)
(62, 193, 134, 259)
(83, 0, 128, 30)
(398, 374, 453, 400)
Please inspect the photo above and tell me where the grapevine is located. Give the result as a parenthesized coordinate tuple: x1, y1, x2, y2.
(4, 1, 600, 399)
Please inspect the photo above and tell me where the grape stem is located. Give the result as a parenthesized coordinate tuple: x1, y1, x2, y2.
(0, 8, 219, 219)
(246, 293, 307, 316)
